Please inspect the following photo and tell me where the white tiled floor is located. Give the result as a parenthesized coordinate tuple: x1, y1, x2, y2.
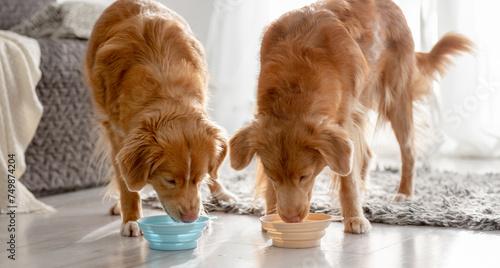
(1, 158, 500, 268)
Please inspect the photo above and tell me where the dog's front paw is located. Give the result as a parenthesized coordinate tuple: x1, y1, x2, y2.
(344, 216, 371, 234)
(120, 221, 143, 237)
(212, 189, 238, 202)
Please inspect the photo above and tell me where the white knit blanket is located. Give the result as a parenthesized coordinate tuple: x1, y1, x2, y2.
(0, 30, 54, 214)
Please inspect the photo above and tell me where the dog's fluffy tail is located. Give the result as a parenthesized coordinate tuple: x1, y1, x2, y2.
(416, 33, 474, 79)
(412, 33, 474, 101)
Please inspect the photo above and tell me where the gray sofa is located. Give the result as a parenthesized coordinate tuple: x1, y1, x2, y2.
(1, 0, 106, 196)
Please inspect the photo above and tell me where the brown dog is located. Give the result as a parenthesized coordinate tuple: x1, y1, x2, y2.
(229, 0, 472, 233)
(85, 0, 234, 236)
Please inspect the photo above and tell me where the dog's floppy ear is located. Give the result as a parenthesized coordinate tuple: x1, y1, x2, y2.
(229, 121, 258, 170)
(208, 132, 228, 180)
(311, 123, 354, 176)
(116, 129, 161, 192)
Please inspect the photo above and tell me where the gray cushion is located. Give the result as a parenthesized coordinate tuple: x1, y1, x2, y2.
(0, 0, 55, 30)
(22, 38, 108, 197)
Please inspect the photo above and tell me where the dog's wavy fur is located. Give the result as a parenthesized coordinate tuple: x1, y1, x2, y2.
(85, 0, 232, 236)
(230, 0, 473, 234)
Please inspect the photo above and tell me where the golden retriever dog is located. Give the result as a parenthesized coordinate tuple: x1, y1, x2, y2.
(230, 0, 472, 233)
(85, 0, 234, 236)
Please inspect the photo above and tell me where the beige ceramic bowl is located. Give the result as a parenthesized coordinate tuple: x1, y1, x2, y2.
(260, 213, 335, 248)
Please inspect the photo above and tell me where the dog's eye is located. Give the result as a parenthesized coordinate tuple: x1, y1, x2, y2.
(165, 179, 176, 185)
(268, 176, 276, 182)
(299, 174, 310, 182)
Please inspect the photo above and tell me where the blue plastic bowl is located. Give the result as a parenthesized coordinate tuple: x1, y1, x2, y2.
(137, 215, 214, 250)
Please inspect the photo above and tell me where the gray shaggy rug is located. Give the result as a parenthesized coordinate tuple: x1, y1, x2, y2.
(143, 166, 500, 231)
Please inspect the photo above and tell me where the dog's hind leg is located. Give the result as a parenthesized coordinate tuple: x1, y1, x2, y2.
(264, 179, 277, 215)
(253, 158, 277, 215)
(360, 146, 372, 186)
(109, 199, 121, 215)
(256, 162, 277, 232)
(208, 179, 237, 202)
(387, 97, 416, 201)
(353, 107, 372, 187)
